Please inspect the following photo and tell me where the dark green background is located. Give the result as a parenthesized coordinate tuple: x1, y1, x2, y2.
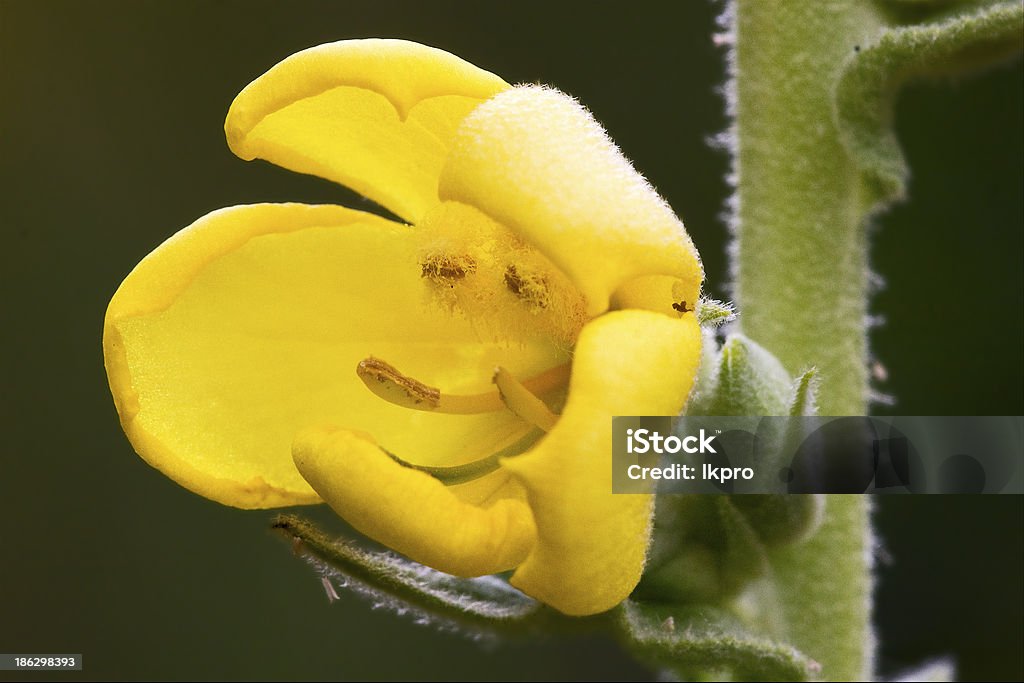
(1, 1, 1021, 680)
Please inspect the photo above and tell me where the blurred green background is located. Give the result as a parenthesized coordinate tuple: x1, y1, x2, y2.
(1, 1, 1021, 680)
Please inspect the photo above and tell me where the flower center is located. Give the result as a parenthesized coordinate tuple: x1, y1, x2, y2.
(350, 200, 585, 482)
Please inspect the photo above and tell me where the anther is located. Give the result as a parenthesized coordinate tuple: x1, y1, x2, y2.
(421, 254, 476, 283)
(357, 357, 442, 410)
(504, 264, 550, 308)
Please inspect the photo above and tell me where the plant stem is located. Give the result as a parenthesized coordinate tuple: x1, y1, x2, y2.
(729, 1, 884, 416)
(727, 2, 883, 679)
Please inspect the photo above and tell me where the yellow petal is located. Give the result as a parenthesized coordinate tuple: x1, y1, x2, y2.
(502, 310, 702, 615)
(225, 39, 509, 224)
(612, 275, 695, 319)
(439, 86, 703, 317)
(293, 425, 537, 576)
(104, 203, 562, 509)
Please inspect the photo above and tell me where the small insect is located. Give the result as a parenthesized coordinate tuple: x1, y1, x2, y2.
(672, 300, 692, 314)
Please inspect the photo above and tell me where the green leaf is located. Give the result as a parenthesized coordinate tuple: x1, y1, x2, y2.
(697, 297, 737, 327)
(637, 497, 725, 604)
(835, 0, 1024, 209)
(687, 334, 793, 416)
(729, 495, 825, 547)
(636, 497, 771, 604)
(788, 368, 819, 417)
(616, 600, 821, 682)
(272, 515, 543, 635)
(714, 497, 771, 594)
(685, 327, 722, 414)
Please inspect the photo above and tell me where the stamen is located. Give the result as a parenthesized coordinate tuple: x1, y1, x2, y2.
(504, 264, 550, 309)
(493, 367, 559, 431)
(356, 357, 571, 416)
(357, 357, 442, 410)
(421, 254, 476, 284)
(383, 429, 544, 485)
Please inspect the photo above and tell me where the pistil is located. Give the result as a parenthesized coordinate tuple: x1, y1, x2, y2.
(382, 429, 544, 485)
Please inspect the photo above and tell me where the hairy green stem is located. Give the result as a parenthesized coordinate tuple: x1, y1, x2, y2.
(725, 3, 1021, 676)
(727, 2, 882, 679)
(729, 1, 884, 416)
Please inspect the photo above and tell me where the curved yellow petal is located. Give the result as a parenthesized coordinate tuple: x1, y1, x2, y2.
(612, 275, 695, 318)
(293, 425, 537, 576)
(502, 310, 702, 615)
(439, 86, 703, 317)
(225, 39, 509, 224)
(104, 203, 562, 509)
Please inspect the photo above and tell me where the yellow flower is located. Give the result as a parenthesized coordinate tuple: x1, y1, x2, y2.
(103, 39, 702, 616)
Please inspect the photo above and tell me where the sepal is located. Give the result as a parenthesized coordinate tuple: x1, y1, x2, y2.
(273, 515, 544, 636)
(687, 333, 802, 416)
(615, 600, 820, 682)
